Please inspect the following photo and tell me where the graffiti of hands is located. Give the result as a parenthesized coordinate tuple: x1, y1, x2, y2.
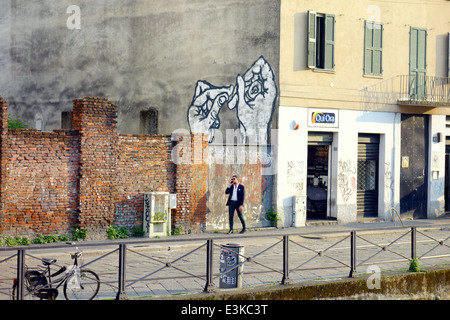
(228, 57, 277, 145)
(188, 81, 234, 143)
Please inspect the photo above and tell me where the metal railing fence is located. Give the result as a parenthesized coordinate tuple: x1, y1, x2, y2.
(1, 224, 449, 300)
(360, 75, 450, 109)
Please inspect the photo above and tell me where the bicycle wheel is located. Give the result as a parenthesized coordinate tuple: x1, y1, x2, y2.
(11, 281, 43, 300)
(63, 269, 100, 300)
(11, 271, 47, 300)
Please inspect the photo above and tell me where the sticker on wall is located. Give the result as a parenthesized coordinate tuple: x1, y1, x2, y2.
(402, 156, 409, 168)
(187, 56, 278, 144)
(432, 153, 439, 170)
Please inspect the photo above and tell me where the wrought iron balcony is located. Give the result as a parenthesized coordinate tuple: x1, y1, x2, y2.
(360, 75, 450, 109)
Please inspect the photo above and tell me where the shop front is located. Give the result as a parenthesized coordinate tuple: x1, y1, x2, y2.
(277, 107, 402, 226)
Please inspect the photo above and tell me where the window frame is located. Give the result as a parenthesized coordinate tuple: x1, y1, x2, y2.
(307, 10, 335, 71)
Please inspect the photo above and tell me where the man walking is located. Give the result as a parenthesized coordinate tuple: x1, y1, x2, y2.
(225, 175, 246, 234)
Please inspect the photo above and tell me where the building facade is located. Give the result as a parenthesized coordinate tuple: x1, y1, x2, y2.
(0, 0, 280, 137)
(276, 0, 450, 226)
(2, 1, 450, 236)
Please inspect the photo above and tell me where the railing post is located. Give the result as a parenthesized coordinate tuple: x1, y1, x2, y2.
(411, 227, 417, 260)
(349, 231, 357, 277)
(16, 249, 25, 300)
(282, 235, 291, 285)
(116, 243, 128, 300)
(204, 239, 214, 293)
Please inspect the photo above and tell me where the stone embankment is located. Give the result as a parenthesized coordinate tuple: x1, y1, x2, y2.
(156, 265, 449, 300)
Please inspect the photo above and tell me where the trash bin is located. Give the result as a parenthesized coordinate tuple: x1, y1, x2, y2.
(219, 243, 245, 288)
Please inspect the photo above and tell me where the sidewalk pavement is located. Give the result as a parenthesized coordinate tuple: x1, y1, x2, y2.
(2, 214, 449, 258)
(1, 215, 449, 300)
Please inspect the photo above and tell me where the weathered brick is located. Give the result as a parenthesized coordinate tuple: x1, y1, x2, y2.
(0, 95, 208, 239)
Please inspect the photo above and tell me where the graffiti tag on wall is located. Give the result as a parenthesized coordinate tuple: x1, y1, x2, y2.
(287, 161, 305, 194)
(187, 56, 277, 144)
(338, 159, 357, 202)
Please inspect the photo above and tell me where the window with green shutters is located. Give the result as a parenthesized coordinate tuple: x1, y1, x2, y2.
(307, 11, 335, 71)
(364, 21, 383, 76)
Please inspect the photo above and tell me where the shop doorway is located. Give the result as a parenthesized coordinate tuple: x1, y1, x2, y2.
(357, 134, 379, 217)
(307, 132, 333, 219)
(400, 114, 428, 219)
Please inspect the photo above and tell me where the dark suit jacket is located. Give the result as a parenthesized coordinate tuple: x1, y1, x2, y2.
(225, 184, 245, 207)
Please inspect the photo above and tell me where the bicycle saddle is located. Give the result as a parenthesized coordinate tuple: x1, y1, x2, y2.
(42, 258, 57, 266)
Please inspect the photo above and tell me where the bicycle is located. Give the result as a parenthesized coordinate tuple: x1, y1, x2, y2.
(11, 248, 100, 300)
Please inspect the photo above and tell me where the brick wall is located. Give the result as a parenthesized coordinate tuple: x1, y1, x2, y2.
(173, 133, 209, 233)
(3, 129, 80, 235)
(0, 96, 9, 233)
(0, 95, 208, 239)
(73, 97, 119, 239)
(114, 134, 175, 230)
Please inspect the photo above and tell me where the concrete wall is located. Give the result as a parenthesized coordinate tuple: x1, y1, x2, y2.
(0, 0, 280, 136)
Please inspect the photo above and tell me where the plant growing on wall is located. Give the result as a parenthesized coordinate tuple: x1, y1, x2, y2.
(106, 225, 129, 240)
(8, 114, 29, 129)
(72, 225, 87, 241)
(131, 226, 145, 237)
(171, 226, 183, 236)
(0, 233, 71, 247)
(266, 209, 279, 227)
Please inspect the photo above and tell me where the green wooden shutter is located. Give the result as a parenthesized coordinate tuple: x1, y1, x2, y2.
(364, 21, 374, 75)
(448, 32, 450, 78)
(364, 21, 383, 76)
(372, 23, 383, 76)
(307, 10, 317, 69)
(409, 27, 427, 100)
(324, 14, 335, 70)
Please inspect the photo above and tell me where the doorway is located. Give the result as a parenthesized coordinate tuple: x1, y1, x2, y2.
(307, 132, 332, 219)
(357, 134, 380, 217)
(400, 114, 428, 219)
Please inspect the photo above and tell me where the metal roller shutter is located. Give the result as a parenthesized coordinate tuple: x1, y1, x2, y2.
(357, 134, 379, 217)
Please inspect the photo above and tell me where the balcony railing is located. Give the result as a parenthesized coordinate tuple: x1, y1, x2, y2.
(360, 75, 450, 110)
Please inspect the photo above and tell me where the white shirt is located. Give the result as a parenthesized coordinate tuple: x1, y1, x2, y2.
(231, 184, 239, 201)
